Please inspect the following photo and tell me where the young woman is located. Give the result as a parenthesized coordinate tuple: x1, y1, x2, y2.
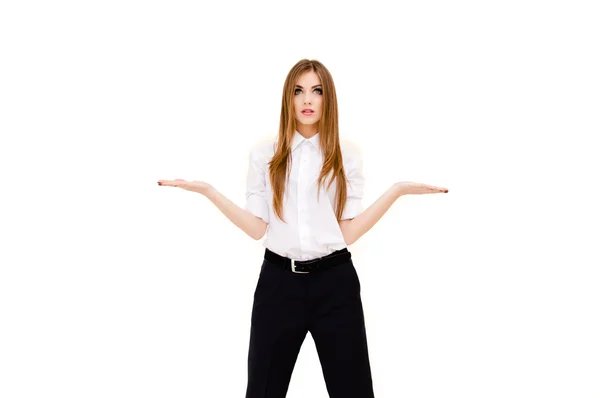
(158, 59, 448, 397)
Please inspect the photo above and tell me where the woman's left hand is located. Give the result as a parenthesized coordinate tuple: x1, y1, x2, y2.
(393, 182, 449, 196)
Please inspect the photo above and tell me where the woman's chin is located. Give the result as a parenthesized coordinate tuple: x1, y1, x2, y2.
(295, 118, 320, 126)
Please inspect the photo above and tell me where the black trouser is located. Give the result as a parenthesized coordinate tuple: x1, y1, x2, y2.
(245, 249, 375, 397)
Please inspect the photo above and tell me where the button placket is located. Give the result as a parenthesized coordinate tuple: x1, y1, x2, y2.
(300, 142, 315, 250)
(297, 144, 306, 250)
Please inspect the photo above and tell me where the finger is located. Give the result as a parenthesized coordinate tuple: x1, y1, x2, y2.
(422, 186, 447, 194)
(158, 180, 177, 187)
(428, 185, 448, 193)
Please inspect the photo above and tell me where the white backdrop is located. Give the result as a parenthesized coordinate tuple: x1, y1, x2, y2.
(1, 0, 599, 397)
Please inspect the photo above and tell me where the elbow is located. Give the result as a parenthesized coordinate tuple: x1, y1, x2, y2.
(344, 235, 356, 246)
(252, 220, 268, 240)
(339, 219, 355, 246)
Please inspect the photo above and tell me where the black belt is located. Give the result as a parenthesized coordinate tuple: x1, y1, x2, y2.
(264, 248, 352, 274)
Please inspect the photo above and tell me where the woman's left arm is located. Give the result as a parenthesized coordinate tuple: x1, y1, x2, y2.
(339, 182, 448, 245)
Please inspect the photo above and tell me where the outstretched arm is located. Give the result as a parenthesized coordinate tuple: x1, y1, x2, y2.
(339, 182, 448, 245)
(205, 186, 268, 240)
(157, 179, 268, 240)
(158, 146, 271, 241)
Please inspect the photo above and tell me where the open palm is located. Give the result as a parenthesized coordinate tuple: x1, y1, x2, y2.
(157, 179, 213, 195)
(395, 181, 448, 195)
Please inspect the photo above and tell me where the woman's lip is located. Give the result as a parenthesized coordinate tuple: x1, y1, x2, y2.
(302, 111, 314, 115)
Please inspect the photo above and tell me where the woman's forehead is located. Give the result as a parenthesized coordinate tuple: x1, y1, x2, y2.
(296, 70, 321, 86)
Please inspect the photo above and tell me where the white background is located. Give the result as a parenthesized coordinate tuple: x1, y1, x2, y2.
(1, 0, 599, 397)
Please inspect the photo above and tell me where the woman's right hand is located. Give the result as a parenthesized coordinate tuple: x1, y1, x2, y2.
(157, 179, 214, 196)
(393, 181, 449, 195)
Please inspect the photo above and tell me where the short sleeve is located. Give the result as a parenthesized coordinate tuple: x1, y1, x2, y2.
(244, 146, 270, 223)
(341, 148, 365, 220)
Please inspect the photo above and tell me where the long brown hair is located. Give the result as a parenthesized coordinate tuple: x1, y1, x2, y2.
(268, 59, 348, 223)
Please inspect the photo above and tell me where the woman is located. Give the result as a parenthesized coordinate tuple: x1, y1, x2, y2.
(158, 59, 448, 397)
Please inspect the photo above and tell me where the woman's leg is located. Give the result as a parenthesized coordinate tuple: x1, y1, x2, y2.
(308, 261, 376, 398)
(245, 261, 309, 398)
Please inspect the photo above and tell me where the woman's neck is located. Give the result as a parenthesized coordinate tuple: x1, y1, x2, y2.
(297, 124, 318, 139)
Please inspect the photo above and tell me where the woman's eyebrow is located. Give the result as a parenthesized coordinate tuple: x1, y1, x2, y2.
(295, 84, 323, 89)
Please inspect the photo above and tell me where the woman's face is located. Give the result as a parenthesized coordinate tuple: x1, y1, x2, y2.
(293, 70, 323, 130)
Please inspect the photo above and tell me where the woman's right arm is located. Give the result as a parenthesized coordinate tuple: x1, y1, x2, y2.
(158, 146, 270, 240)
(204, 186, 268, 240)
(157, 179, 268, 240)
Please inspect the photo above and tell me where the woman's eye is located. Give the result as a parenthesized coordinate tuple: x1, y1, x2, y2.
(294, 88, 323, 95)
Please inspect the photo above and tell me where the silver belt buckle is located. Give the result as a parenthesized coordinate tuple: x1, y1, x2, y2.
(291, 259, 309, 274)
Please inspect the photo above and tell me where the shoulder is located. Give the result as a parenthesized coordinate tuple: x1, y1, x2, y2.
(249, 137, 276, 163)
(339, 139, 363, 166)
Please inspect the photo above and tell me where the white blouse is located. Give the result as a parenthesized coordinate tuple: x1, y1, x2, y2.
(244, 131, 365, 261)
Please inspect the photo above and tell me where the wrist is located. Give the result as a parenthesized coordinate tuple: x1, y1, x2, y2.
(203, 185, 218, 200)
(390, 183, 406, 198)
